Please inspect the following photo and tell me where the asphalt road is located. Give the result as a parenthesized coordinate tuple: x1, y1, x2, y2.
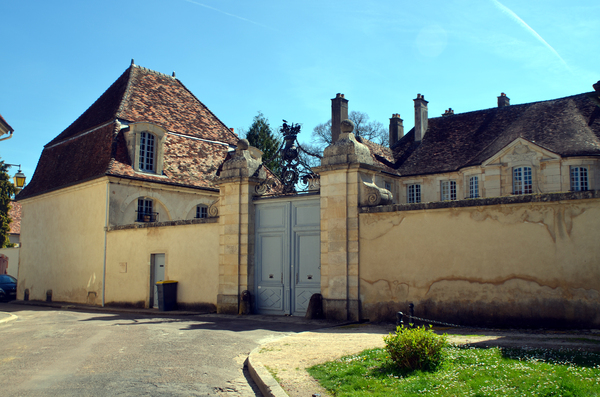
(0, 303, 325, 397)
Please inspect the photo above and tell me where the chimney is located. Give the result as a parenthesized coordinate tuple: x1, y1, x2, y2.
(331, 93, 349, 143)
(414, 94, 428, 142)
(498, 92, 510, 108)
(389, 114, 404, 147)
(442, 108, 454, 117)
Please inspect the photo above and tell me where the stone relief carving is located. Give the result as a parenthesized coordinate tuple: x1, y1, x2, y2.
(359, 173, 393, 207)
(507, 143, 537, 163)
(208, 199, 219, 217)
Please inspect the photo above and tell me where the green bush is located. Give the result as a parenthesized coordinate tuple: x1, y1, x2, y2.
(383, 325, 448, 371)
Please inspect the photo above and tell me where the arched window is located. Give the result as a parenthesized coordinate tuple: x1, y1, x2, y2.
(513, 167, 532, 194)
(139, 132, 156, 172)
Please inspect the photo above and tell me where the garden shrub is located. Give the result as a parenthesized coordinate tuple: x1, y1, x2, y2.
(383, 325, 448, 371)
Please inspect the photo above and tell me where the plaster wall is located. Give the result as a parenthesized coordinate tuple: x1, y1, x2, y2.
(17, 180, 108, 304)
(108, 178, 218, 226)
(105, 221, 219, 310)
(359, 198, 600, 327)
(0, 247, 19, 278)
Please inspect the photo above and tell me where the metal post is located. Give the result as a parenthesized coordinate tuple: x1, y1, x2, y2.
(409, 303, 414, 328)
(396, 311, 403, 327)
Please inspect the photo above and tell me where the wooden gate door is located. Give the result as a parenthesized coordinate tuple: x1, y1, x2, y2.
(255, 197, 320, 316)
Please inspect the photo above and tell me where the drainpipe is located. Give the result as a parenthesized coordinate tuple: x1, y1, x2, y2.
(102, 181, 109, 307)
(0, 131, 13, 142)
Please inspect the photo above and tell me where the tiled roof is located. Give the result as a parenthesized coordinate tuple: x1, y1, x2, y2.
(8, 201, 21, 235)
(389, 92, 600, 176)
(18, 64, 238, 200)
(0, 113, 14, 134)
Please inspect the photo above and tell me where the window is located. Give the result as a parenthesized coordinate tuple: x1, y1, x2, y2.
(570, 166, 588, 191)
(125, 122, 166, 174)
(468, 176, 479, 198)
(441, 180, 456, 201)
(407, 184, 421, 203)
(513, 167, 532, 194)
(196, 204, 208, 219)
(139, 132, 156, 172)
(385, 181, 392, 191)
(137, 198, 157, 222)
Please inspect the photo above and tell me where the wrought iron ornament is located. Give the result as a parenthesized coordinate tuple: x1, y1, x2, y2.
(256, 121, 321, 195)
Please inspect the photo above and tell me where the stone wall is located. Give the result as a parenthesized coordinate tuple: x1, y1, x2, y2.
(358, 192, 600, 328)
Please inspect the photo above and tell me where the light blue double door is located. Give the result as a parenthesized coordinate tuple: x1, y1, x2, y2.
(254, 197, 321, 316)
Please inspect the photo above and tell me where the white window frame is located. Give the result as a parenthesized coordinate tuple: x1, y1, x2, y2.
(570, 166, 588, 191)
(513, 166, 532, 194)
(196, 204, 208, 219)
(440, 180, 456, 201)
(139, 131, 156, 172)
(407, 184, 421, 203)
(468, 176, 479, 198)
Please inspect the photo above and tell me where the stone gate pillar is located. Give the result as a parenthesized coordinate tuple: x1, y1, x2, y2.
(313, 120, 392, 321)
(214, 140, 265, 314)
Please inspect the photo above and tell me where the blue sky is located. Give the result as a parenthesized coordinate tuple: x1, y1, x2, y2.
(1, 0, 598, 183)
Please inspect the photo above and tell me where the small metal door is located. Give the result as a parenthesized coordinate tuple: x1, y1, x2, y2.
(255, 198, 320, 316)
(151, 253, 165, 308)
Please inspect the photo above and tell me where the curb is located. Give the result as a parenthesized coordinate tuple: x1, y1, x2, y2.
(246, 345, 289, 397)
(0, 313, 18, 324)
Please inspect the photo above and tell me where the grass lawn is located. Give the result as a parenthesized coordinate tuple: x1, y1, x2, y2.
(307, 345, 600, 396)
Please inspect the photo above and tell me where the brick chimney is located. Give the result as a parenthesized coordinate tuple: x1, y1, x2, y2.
(331, 93, 349, 143)
(498, 92, 510, 108)
(389, 114, 403, 147)
(414, 94, 428, 142)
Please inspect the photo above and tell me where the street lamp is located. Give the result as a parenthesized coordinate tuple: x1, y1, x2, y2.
(6, 164, 26, 189)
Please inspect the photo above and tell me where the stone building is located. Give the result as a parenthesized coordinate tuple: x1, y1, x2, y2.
(16, 63, 600, 328)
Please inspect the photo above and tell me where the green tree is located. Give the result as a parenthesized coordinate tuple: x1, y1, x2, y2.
(244, 112, 282, 177)
(0, 160, 16, 248)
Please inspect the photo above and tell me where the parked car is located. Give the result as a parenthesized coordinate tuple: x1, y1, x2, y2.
(0, 275, 17, 301)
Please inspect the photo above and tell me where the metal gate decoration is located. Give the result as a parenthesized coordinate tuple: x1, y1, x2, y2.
(256, 121, 321, 195)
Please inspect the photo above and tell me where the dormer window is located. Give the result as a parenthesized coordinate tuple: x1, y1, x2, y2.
(124, 122, 167, 175)
(139, 132, 156, 172)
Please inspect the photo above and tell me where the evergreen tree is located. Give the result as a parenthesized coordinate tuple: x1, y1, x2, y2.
(244, 112, 282, 177)
(0, 160, 16, 248)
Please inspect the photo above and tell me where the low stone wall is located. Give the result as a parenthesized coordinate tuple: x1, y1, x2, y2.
(358, 192, 600, 328)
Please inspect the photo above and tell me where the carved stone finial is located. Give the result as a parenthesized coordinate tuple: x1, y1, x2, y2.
(341, 119, 355, 133)
(237, 139, 249, 151)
